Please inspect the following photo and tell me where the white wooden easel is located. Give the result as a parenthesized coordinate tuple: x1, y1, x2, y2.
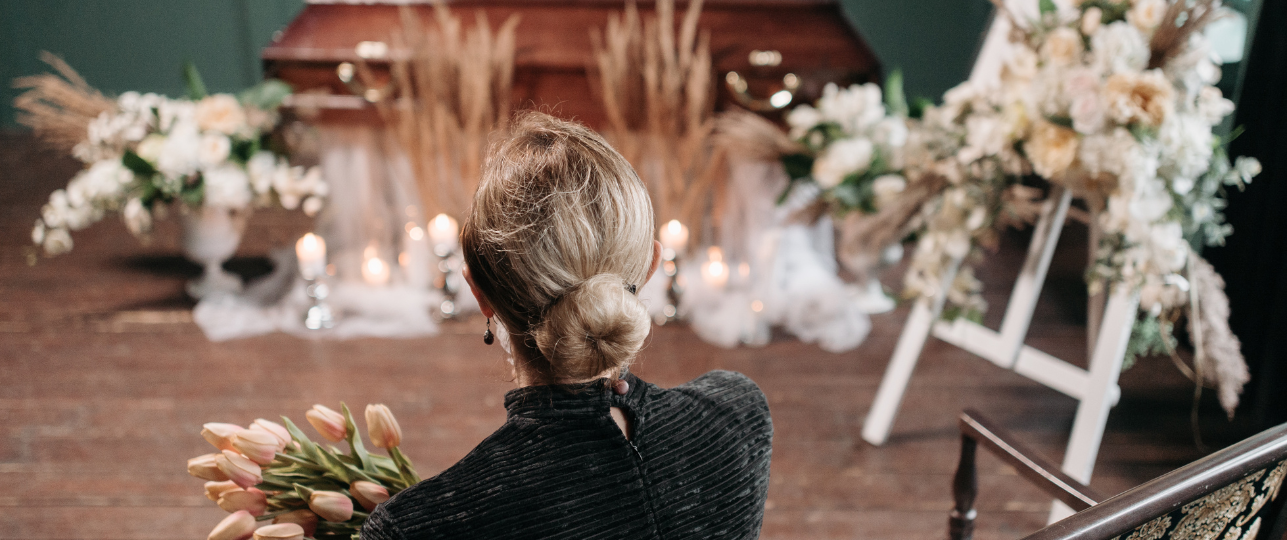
(861, 186, 1141, 522)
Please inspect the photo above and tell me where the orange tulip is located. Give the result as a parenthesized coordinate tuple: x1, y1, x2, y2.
(217, 487, 268, 516)
(307, 490, 354, 522)
(252, 523, 304, 540)
(202, 423, 245, 452)
(305, 405, 347, 442)
(349, 480, 391, 511)
(365, 404, 402, 449)
(233, 428, 279, 465)
(204, 480, 240, 501)
(208, 510, 256, 540)
(216, 450, 263, 489)
(188, 453, 231, 482)
(272, 509, 319, 537)
(251, 419, 290, 451)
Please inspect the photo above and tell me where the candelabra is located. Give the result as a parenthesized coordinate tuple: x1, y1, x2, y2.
(660, 249, 684, 324)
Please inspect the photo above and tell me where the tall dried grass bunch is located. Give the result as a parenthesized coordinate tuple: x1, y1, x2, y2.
(590, 0, 725, 239)
(369, 5, 520, 220)
(12, 52, 115, 152)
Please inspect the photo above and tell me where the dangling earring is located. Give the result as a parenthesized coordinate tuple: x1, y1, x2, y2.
(483, 317, 495, 345)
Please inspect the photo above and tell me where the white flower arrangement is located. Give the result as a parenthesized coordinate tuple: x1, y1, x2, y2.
(987, 0, 1259, 414)
(782, 75, 910, 213)
(28, 64, 327, 256)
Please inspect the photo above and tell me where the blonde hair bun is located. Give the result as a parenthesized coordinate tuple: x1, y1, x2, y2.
(532, 273, 651, 380)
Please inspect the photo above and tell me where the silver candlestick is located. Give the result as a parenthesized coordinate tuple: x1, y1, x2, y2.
(434, 244, 460, 320)
(660, 249, 684, 323)
(303, 277, 335, 330)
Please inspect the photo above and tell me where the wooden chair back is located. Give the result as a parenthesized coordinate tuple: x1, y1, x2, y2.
(950, 409, 1287, 540)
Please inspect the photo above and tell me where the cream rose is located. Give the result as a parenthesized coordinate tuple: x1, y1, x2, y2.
(1103, 70, 1174, 128)
(1026, 121, 1080, 179)
(1040, 27, 1084, 66)
(195, 94, 247, 136)
(1128, 0, 1168, 33)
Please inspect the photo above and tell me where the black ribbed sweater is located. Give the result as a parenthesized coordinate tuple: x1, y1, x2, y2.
(360, 370, 773, 539)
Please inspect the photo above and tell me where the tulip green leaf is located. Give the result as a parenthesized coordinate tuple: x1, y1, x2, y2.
(282, 416, 325, 464)
(340, 402, 376, 474)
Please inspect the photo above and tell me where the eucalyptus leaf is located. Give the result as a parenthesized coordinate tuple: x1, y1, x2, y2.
(1039, 0, 1057, 15)
(238, 79, 293, 110)
(183, 61, 208, 100)
(884, 69, 909, 118)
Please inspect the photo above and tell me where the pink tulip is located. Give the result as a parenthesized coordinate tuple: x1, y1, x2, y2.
(188, 453, 231, 482)
(216, 450, 263, 489)
(365, 404, 402, 449)
(233, 428, 280, 465)
(202, 423, 246, 452)
(272, 509, 319, 537)
(305, 405, 348, 442)
(251, 419, 291, 450)
(308, 490, 355, 522)
(252, 523, 304, 540)
(349, 480, 391, 511)
(208, 510, 256, 540)
(204, 480, 241, 501)
(217, 487, 268, 516)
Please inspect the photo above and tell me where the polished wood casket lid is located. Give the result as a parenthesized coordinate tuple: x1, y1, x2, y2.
(264, 0, 882, 126)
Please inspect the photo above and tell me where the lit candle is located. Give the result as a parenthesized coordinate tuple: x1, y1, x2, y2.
(362, 255, 390, 286)
(701, 246, 728, 289)
(428, 214, 459, 255)
(658, 220, 689, 258)
(403, 222, 430, 288)
(295, 233, 327, 280)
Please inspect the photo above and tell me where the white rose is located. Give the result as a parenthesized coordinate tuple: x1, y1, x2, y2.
(42, 227, 73, 255)
(1158, 113, 1213, 181)
(871, 174, 907, 208)
(246, 151, 278, 194)
(1147, 221, 1187, 272)
(202, 164, 252, 209)
(963, 114, 1007, 162)
(157, 100, 195, 133)
(811, 138, 874, 188)
(32, 220, 45, 245)
(786, 105, 823, 139)
(1041, 27, 1084, 66)
(156, 123, 201, 179)
(194, 94, 246, 136)
(198, 133, 232, 168)
(1092, 22, 1150, 74)
(122, 198, 152, 236)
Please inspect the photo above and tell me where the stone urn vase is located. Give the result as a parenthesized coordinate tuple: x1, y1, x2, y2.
(180, 206, 249, 299)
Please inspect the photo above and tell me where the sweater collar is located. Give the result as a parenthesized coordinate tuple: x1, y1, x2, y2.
(504, 372, 644, 419)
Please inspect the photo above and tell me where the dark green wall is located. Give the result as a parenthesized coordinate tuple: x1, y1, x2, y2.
(0, 0, 993, 127)
(0, 0, 304, 126)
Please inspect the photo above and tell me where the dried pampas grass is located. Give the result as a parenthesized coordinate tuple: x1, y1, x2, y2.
(590, 0, 723, 238)
(1149, 0, 1225, 70)
(370, 5, 519, 220)
(12, 51, 115, 152)
(1187, 254, 1250, 418)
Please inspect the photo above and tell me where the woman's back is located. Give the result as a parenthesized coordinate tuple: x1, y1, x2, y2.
(362, 370, 773, 539)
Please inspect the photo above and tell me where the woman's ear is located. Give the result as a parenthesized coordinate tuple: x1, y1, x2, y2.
(645, 240, 662, 284)
(463, 265, 496, 319)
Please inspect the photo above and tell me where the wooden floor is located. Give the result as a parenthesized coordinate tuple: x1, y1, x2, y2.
(0, 132, 1250, 539)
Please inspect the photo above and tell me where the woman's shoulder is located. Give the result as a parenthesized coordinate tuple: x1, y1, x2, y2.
(650, 370, 771, 425)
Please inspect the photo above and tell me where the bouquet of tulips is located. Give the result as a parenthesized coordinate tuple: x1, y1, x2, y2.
(186, 403, 419, 540)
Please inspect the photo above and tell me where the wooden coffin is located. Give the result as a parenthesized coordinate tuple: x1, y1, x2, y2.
(263, 0, 882, 127)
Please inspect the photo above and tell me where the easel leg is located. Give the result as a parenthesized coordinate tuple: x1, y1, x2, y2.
(995, 187, 1072, 367)
(1049, 286, 1139, 524)
(862, 262, 959, 446)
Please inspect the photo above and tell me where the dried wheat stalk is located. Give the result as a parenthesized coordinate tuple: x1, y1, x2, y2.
(370, 5, 519, 220)
(590, 0, 723, 235)
(12, 51, 115, 152)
